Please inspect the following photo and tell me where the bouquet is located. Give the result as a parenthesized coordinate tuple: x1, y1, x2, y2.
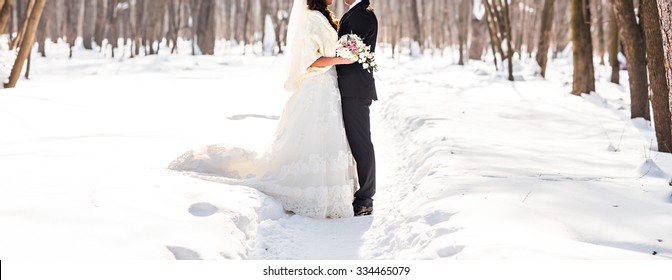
(336, 34, 378, 73)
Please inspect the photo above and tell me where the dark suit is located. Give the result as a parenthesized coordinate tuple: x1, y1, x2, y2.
(336, 0, 378, 209)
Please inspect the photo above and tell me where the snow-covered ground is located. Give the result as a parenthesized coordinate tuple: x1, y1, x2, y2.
(1, 41, 671, 260)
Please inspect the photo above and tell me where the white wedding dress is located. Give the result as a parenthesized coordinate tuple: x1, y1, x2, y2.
(169, 8, 357, 219)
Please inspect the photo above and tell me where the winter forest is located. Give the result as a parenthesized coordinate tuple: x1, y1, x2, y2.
(1, 0, 672, 266)
(4, 1, 672, 141)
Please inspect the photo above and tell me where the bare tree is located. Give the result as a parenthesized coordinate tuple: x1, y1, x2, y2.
(106, 0, 119, 57)
(143, 0, 164, 55)
(483, 0, 514, 80)
(482, 0, 505, 68)
(513, 0, 529, 59)
(642, 0, 671, 152)
(536, 0, 554, 78)
(10, 0, 36, 50)
(553, 0, 570, 57)
(36, 0, 47, 56)
(5, 0, 46, 88)
(524, 0, 542, 59)
(132, 0, 144, 56)
(608, 8, 619, 84)
(82, 0, 96, 49)
(503, 0, 513, 81)
(659, 1, 672, 110)
(570, 0, 595, 95)
(241, 0, 252, 54)
(410, 0, 422, 53)
(657, 0, 672, 152)
(196, 0, 216, 55)
(167, 0, 183, 54)
(387, 0, 402, 58)
(469, 8, 487, 60)
(595, 0, 605, 65)
(66, 0, 81, 58)
(46, 0, 59, 43)
(188, 0, 199, 55)
(94, 0, 106, 49)
(457, 0, 469, 64)
(269, 0, 290, 54)
(610, 0, 650, 120)
(0, 0, 13, 34)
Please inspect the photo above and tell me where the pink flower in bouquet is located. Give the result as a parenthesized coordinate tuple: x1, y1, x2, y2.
(336, 34, 378, 73)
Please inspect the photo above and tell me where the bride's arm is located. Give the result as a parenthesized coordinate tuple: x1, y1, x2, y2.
(311, 57, 354, 67)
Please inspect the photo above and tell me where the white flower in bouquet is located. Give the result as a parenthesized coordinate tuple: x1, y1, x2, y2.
(336, 34, 378, 73)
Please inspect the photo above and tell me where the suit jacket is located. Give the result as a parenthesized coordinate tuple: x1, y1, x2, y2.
(336, 0, 378, 101)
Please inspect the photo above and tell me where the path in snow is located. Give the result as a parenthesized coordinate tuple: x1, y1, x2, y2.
(245, 94, 413, 260)
(244, 62, 469, 260)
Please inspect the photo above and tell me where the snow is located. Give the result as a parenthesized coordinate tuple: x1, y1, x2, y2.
(0, 36, 17, 84)
(1, 40, 671, 261)
(263, 14, 276, 55)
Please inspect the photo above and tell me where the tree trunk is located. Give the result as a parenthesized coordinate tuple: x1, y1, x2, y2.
(271, 0, 287, 54)
(36, 1, 46, 57)
(144, 0, 164, 55)
(44, 0, 56, 43)
(190, 0, 199, 55)
(66, 0, 81, 58)
(156, 2, 164, 54)
(515, 0, 529, 59)
(570, 0, 595, 95)
(553, 0, 571, 57)
(658, 0, 672, 152)
(94, 0, 106, 49)
(536, 0, 554, 78)
(5, 0, 46, 88)
(410, 0, 422, 51)
(196, 0, 215, 55)
(83, 0, 96, 50)
(119, 2, 129, 47)
(503, 0, 514, 81)
(134, 0, 143, 56)
(24, 52, 30, 79)
(0, 0, 13, 34)
(10, 0, 35, 50)
(611, 0, 650, 120)
(469, 14, 486, 60)
(259, 0, 268, 54)
(642, 0, 672, 152)
(482, 0, 505, 67)
(241, 0, 251, 54)
(457, 0, 466, 65)
(526, 0, 542, 59)
(608, 8, 619, 84)
(168, 0, 182, 54)
(596, 0, 605, 65)
(107, 0, 119, 58)
(659, 0, 672, 105)
(482, 1, 498, 69)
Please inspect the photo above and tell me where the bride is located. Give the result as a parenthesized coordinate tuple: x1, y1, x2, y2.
(169, 0, 357, 219)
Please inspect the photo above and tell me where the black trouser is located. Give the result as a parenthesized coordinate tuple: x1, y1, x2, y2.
(341, 97, 376, 208)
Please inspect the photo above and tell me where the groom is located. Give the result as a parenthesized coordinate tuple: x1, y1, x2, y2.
(336, 0, 378, 216)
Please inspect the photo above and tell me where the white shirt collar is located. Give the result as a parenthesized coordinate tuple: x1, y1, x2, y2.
(349, 0, 363, 10)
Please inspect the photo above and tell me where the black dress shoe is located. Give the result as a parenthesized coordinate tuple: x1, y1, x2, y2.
(354, 206, 373, 216)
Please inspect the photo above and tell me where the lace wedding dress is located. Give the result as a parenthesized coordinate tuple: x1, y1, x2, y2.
(169, 7, 357, 219)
